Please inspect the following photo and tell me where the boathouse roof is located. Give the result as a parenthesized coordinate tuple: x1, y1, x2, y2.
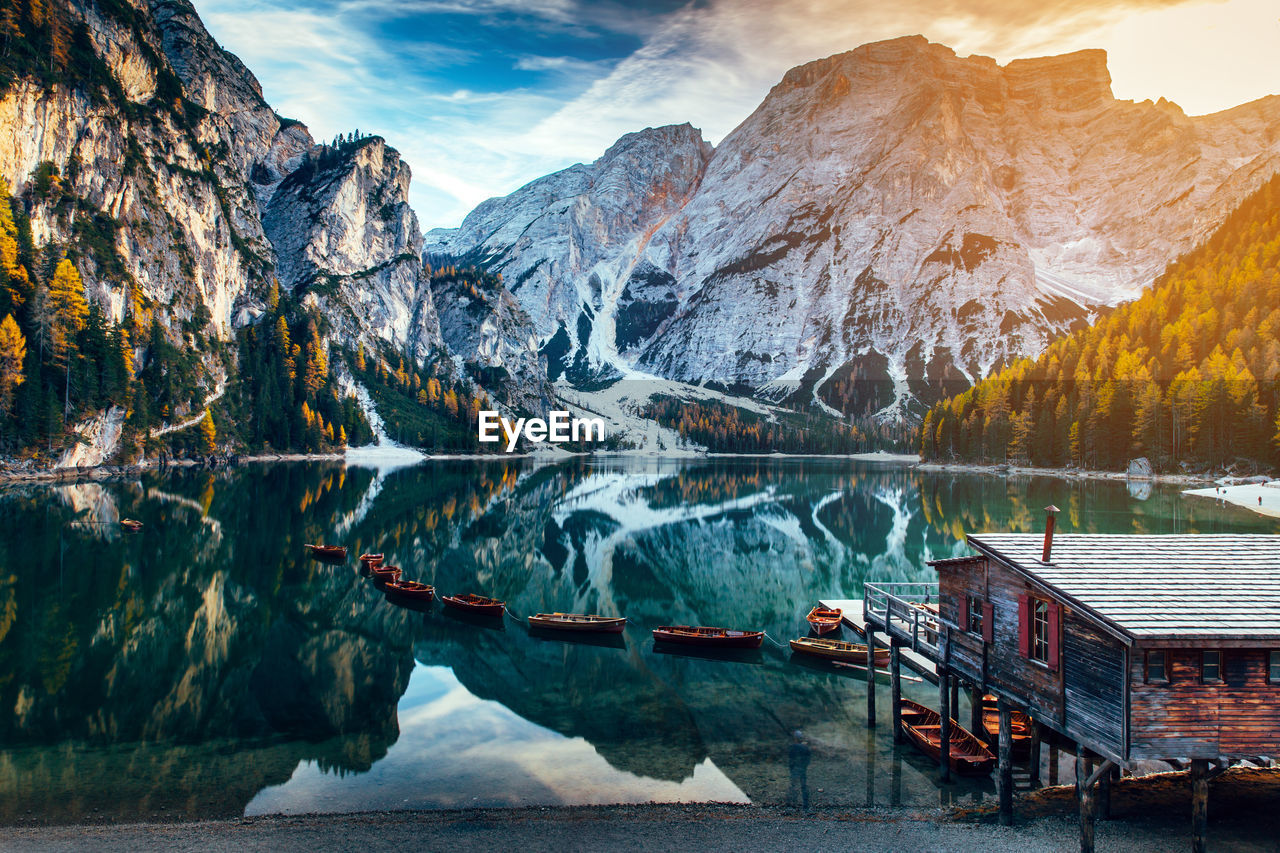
(962, 534, 1280, 640)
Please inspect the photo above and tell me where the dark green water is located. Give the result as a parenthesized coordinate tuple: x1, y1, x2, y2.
(0, 457, 1274, 823)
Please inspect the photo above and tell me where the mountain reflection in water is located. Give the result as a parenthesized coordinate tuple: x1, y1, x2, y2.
(0, 457, 1273, 823)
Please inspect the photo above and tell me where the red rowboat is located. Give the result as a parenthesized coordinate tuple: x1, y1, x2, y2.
(440, 593, 505, 616)
(528, 613, 626, 633)
(369, 564, 402, 583)
(900, 698, 995, 776)
(359, 553, 384, 569)
(384, 580, 434, 601)
(305, 543, 347, 560)
(121, 519, 143, 532)
(981, 694, 1033, 758)
(789, 636, 889, 665)
(806, 606, 842, 635)
(652, 625, 764, 649)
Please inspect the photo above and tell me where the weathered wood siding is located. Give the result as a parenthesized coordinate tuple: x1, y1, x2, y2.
(937, 563, 986, 683)
(1129, 646, 1280, 759)
(937, 555, 1127, 759)
(1063, 617, 1125, 752)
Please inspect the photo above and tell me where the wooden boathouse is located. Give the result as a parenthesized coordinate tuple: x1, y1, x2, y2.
(861, 524, 1280, 852)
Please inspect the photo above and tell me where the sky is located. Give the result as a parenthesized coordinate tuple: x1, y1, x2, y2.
(197, 0, 1280, 230)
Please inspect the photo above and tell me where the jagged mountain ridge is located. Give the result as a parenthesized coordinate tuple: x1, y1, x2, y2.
(429, 36, 1280, 419)
(0, 0, 547, 454)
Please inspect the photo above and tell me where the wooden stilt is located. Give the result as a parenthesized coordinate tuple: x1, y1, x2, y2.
(1049, 741, 1060, 786)
(997, 697, 1013, 826)
(1099, 762, 1112, 820)
(1191, 758, 1209, 853)
(890, 642, 902, 743)
(1078, 753, 1096, 853)
(950, 677, 960, 724)
(939, 668, 952, 783)
(1028, 721, 1042, 788)
(865, 627, 877, 728)
(969, 685, 984, 742)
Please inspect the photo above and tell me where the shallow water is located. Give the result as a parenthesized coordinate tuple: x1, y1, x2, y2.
(0, 456, 1273, 823)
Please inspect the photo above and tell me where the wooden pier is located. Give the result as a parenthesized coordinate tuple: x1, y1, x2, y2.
(819, 598, 938, 684)
(870, 523, 1280, 853)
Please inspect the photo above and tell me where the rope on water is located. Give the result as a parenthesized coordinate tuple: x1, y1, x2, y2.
(504, 607, 524, 623)
(762, 631, 789, 650)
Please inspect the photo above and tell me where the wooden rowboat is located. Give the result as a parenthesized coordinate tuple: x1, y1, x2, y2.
(384, 580, 434, 601)
(652, 625, 764, 649)
(305, 543, 347, 560)
(528, 613, 626, 633)
(789, 636, 890, 665)
(806, 606, 843, 635)
(120, 519, 143, 532)
(358, 553, 384, 569)
(369, 564, 402, 583)
(440, 593, 505, 616)
(981, 694, 1033, 758)
(900, 698, 995, 776)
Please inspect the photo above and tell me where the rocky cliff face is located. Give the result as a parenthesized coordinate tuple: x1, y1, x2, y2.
(432, 36, 1280, 418)
(1, 0, 543, 448)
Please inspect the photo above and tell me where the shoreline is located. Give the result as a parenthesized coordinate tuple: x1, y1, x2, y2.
(914, 460, 1219, 486)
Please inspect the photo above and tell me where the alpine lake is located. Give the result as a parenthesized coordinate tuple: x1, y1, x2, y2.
(1, 456, 1276, 824)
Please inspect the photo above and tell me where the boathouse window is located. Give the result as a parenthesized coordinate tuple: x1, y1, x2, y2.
(967, 596, 983, 634)
(1201, 650, 1222, 684)
(1031, 600, 1050, 663)
(1270, 651, 1280, 684)
(1017, 594, 1059, 669)
(1146, 650, 1167, 683)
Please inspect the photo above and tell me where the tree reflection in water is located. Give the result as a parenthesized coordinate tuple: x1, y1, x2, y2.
(0, 458, 1271, 822)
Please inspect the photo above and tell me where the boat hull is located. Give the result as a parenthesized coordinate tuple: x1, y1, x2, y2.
(789, 638, 889, 665)
(441, 594, 505, 616)
(806, 606, 843, 635)
(981, 695, 1033, 759)
(528, 613, 626, 633)
(899, 699, 995, 776)
(385, 581, 435, 601)
(652, 626, 764, 649)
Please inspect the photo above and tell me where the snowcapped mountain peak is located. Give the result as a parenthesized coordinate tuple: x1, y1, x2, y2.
(431, 38, 1280, 420)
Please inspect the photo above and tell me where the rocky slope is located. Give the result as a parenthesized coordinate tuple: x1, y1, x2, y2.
(430, 36, 1280, 419)
(1, 0, 544, 461)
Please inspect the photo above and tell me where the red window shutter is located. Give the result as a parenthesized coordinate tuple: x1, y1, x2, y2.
(959, 595, 969, 629)
(1048, 604, 1061, 671)
(982, 602, 994, 644)
(1017, 594, 1030, 657)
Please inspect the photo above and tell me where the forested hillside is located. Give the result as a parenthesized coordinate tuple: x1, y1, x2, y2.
(920, 174, 1280, 473)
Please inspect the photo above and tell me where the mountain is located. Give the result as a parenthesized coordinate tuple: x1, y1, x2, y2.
(429, 36, 1280, 420)
(920, 173, 1280, 472)
(0, 0, 547, 464)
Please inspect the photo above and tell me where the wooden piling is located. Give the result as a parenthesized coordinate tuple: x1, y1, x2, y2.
(939, 668, 952, 783)
(969, 685, 984, 742)
(1028, 721, 1042, 788)
(997, 697, 1013, 826)
(890, 642, 902, 743)
(1049, 741, 1060, 786)
(865, 626, 877, 728)
(1078, 753, 1096, 853)
(1191, 758, 1209, 853)
(1099, 762, 1111, 820)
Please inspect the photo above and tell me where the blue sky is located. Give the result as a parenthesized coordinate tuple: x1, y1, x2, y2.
(198, 0, 1279, 229)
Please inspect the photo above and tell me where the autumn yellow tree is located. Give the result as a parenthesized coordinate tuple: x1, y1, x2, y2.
(47, 259, 88, 363)
(0, 314, 26, 417)
(198, 410, 216, 454)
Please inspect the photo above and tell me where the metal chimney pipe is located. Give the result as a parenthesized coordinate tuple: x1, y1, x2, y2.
(1042, 505, 1060, 563)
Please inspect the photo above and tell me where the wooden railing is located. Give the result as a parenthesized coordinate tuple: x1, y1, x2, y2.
(864, 581, 943, 659)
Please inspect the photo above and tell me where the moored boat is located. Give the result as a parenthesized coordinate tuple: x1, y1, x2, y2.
(120, 519, 143, 532)
(369, 564, 402, 583)
(789, 636, 889, 665)
(358, 552, 384, 569)
(528, 612, 626, 633)
(652, 625, 764, 649)
(806, 606, 842, 635)
(440, 593, 505, 616)
(384, 580, 434, 601)
(305, 543, 347, 560)
(900, 698, 995, 776)
(981, 694, 1033, 758)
